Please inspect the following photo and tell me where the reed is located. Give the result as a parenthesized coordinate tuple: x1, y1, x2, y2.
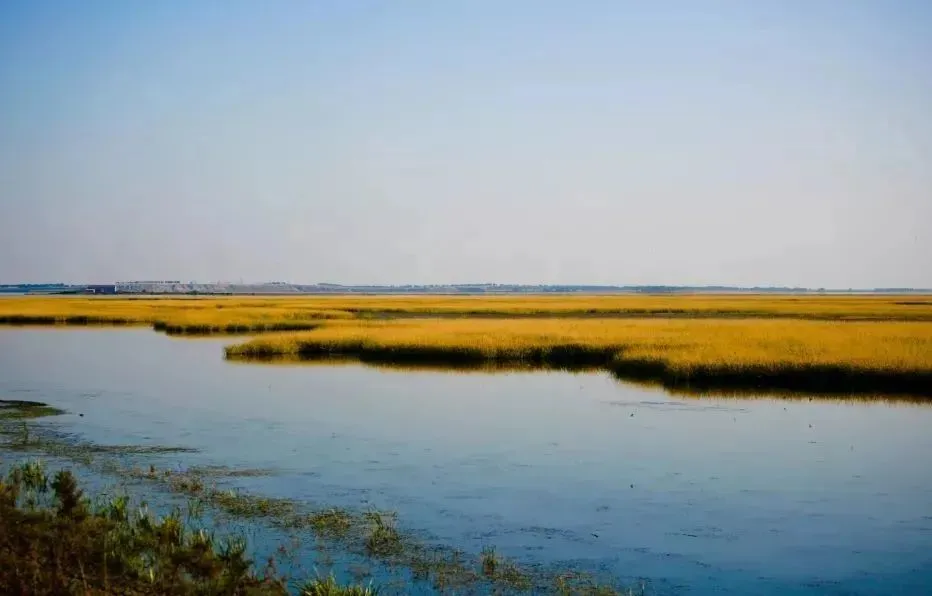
(0, 297, 353, 335)
(224, 318, 932, 397)
(0, 462, 286, 594)
(2, 294, 932, 330)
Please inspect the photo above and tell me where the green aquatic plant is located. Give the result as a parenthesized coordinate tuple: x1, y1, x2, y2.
(0, 464, 299, 595)
(554, 572, 642, 595)
(308, 508, 354, 538)
(480, 545, 498, 577)
(363, 511, 403, 557)
(301, 573, 380, 596)
(207, 488, 296, 521)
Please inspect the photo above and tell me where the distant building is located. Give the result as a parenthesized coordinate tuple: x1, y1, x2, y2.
(84, 284, 117, 295)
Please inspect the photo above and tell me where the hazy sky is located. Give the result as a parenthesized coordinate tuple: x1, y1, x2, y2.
(1, 1, 930, 287)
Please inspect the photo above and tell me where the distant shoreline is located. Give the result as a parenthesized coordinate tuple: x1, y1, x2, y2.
(2, 287, 931, 297)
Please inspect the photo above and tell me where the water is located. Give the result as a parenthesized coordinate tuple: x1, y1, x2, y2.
(1, 327, 931, 594)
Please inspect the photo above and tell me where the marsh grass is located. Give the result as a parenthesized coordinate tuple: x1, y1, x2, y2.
(0, 400, 66, 420)
(0, 460, 393, 595)
(408, 547, 480, 590)
(309, 509, 354, 538)
(154, 319, 326, 336)
(481, 546, 498, 577)
(554, 573, 642, 596)
(6, 295, 932, 396)
(300, 573, 379, 595)
(225, 318, 932, 397)
(210, 489, 296, 520)
(362, 511, 403, 557)
(0, 297, 353, 335)
(497, 560, 534, 592)
(4, 295, 932, 333)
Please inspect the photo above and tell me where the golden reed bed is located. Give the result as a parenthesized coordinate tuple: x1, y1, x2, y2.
(1, 294, 932, 330)
(223, 318, 932, 397)
(2, 295, 931, 397)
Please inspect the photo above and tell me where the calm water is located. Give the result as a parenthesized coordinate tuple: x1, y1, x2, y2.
(1, 328, 931, 594)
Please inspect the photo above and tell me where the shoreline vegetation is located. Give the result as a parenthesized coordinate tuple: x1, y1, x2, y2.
(2, 295, 932, 397)
(1, 400, 633, 595)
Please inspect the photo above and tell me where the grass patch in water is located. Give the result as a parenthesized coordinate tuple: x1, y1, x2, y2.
(309, 508, 354, 538)
(554, 573, 643, 596)
(210, 488, 296, 520)
(0, 400, 66, 420)
(301, 573, 379, 595)
(363, 511, 403, 557)
(184, 465, 276, 478)
(225, 318, 932, 398)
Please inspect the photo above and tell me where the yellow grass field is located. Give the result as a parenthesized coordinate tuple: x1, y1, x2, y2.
(2, 295, 931, 396)
(0, 296, 354, 334)
(1, 294, 932, 330)
(224, 318, 932, 396)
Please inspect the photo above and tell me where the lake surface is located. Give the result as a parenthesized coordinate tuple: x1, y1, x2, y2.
(1, 327, 931, 594)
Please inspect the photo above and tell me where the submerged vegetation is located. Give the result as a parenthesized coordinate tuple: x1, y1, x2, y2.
(225, 318, 932, 397)
(1, 401, 634, 595)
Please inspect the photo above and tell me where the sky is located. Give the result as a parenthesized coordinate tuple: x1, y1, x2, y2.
(1, 1, 930, 288)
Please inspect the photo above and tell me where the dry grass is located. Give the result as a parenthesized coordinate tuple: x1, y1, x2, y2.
(224, 318, 932, 396)
(1, 295, 932, 333)
(0, 297, 353, 334)
(4, 295, 932, 394)
(300, 294, 932, 320)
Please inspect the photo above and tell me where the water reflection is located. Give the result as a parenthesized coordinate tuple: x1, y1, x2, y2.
(226, 353, 932, 404)
(2, 328, 931, 595)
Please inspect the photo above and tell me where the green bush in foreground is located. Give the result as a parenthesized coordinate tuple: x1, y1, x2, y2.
(0, 461, 374, 595)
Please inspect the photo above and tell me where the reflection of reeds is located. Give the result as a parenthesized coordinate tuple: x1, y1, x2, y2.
(224, 318, 932, 398)
(608, 377, 932, 405)
(225, 357, 932, 404)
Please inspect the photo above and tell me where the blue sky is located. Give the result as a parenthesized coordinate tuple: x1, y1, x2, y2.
(1, 1, 929, 286)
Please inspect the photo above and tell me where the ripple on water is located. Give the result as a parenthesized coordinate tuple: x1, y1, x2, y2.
(2, 328, 932, 595)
